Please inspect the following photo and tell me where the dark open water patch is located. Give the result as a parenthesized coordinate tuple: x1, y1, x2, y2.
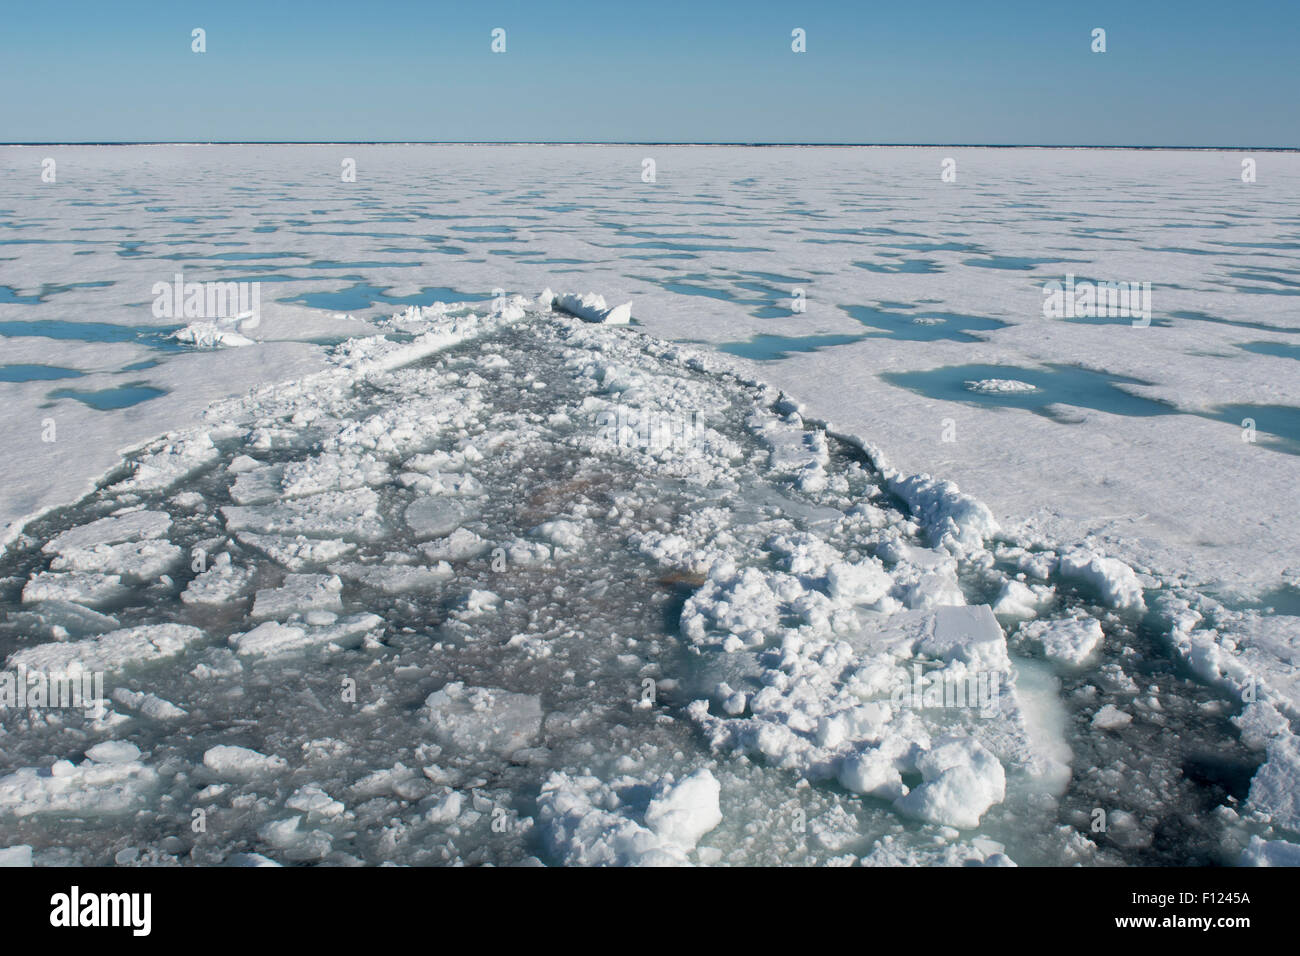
(286, 282, 494, 313)
(1171, 311, 1300, 335)
(963, 256, 1076, 271)
(1239, 341, 1300, 361)
(1207, 403, 1300, 455)
(883, 363, 1174, 419)
(0, 319, 186, 351)
(717, 332, 866, 361)
(0, 364, 85, 382)
(886, 364, 1300, 454)
(49, 382, 167, 410)
(842, 305, 1006, 342)
(853, 258, 943, 275)
(0, 281, 115, 305)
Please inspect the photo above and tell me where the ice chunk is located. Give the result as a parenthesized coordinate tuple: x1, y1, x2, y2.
(3, 600, 120, 640)
(643, 769, 723, 849)
(228, 463, 286, 505)
(1232, 701, 1290, 751)
(235, 532, 357, 570)
(1245, 735, 1300, 831)
(538, 769, 721, 866)
(42, 511, 171, 555)
(893, 737, 1006, 829)
(425, 788, 463, 825)
(85, 741, 142, 765)
(404, 498, 477, 540)
(1091, 704, 1133, 731)
(884, 471, 999, 554)
(452, 589, 500, 620)
(330, 561, 452, 594)
(918, 605, 1011, 673)
(111, 430, 219, 493)
(1020, 616, 1105, 667)
(181, 551, 254, 605)
(552, 291, 632, 325)
(423, 682, 543, 756)
(1059, 549, 1146, 613)
(229, 613, 383, 659)
(535, 519, 583, 551)
(1239, 835, 1300, 867)
(251, 573, 344, 620)
(222, 487, 386, 541)
(827, 559, 892, 605)
(112, 687, 187, 721)
(838, 747, 907, 800)
(22, 571, 126, 607)
(397, 471, 483, 497)
(8, 623, 206, 677)
(861, 834, 1019, 867)
(992, 579, 1053, 620)
(287, 784, 345, 820)
(352, 763, 428, 800)
(203, 745, 288, 780)
(964, 379, 1037, 393)
(505, 538, 550, 567)
(50, 539, 182, 581)
(903, 564, 968, 610)
(281, 452, 389, 500)
(0, 755, 159, 818)
(170, 320, 256, 348)
(420, 527, 490, 562)
(0, 846, 33, 867)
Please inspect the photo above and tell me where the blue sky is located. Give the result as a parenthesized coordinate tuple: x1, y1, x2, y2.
(2, 0, 1297, 145)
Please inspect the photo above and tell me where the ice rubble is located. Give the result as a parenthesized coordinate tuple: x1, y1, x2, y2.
(1020, 616, 1105, 668)
(964, 379, 1037, 394)
(41, 511, 172, 554)
(545, 289, 633, 326)
(1240, 835, 1300, 867)
(230, 614, 384, 660)
(0, 290, 1291, 866)
(9, 624, 205, 677)
(170, 318, 257, 349)
(538, 769, 721, 866)
(423, 683, 543, 756)
(203, 745, 288, 780)
(0, 845, 32, 867)
(0, 743, 157, 819)
(1058, 549, 1146, 614)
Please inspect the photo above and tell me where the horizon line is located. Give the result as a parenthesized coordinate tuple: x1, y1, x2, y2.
(2, 141, 1298, 151)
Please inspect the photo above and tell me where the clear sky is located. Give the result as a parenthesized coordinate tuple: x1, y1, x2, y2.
(2, 0, 1297, 146)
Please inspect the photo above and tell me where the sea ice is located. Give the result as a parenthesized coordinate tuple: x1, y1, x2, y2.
(203, 745, 288, 780)
(250, 573, 344, 620)
(7, 623, 206, 676)
(1021, 616, 1106, 667)
(423, 682, 543, 756)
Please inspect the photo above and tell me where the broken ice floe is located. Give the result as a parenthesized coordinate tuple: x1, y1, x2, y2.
(544, 289, 633, 326)
(964, 379, 1037, 394)
(0, 291, 1286, 865)
(538, 768, 721, 866)
(169, 318, 257, 349)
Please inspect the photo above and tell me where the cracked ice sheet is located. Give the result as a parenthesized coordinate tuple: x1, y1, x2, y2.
(0, 295, 1287, 867)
